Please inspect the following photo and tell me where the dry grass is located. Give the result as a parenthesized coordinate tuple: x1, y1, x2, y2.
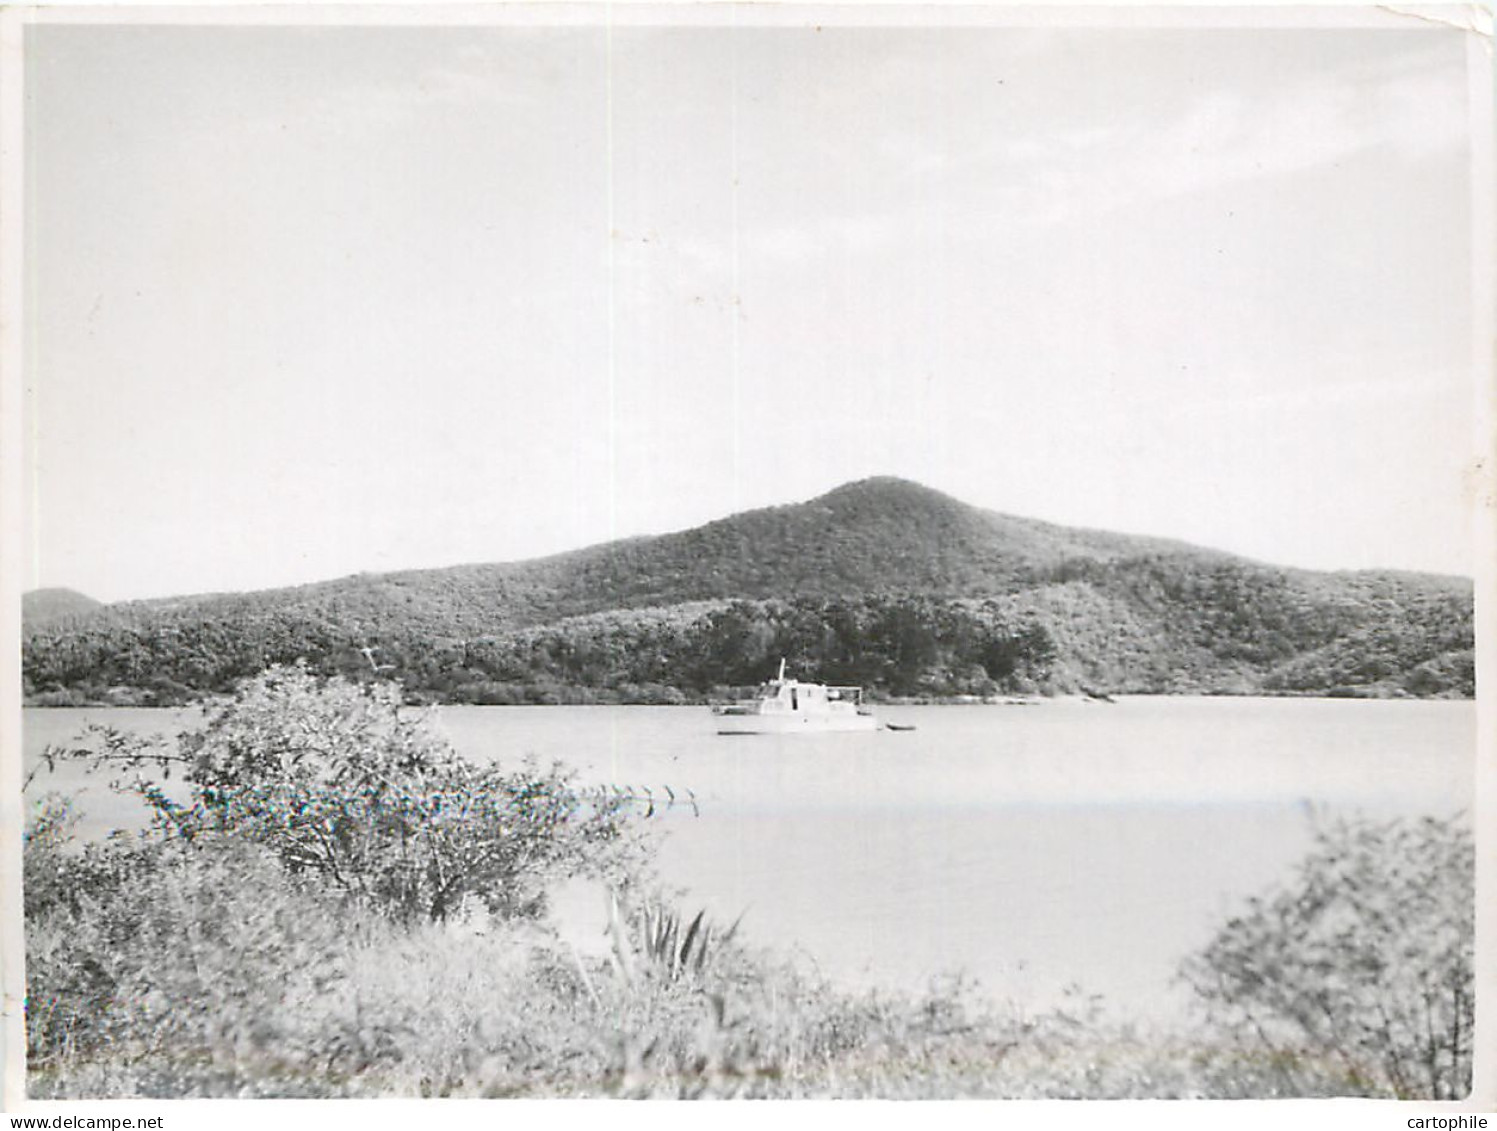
(23, 835, 1376, 1100)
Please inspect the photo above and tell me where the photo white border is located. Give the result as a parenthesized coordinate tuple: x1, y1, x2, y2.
(1, 4, 1491, 1125)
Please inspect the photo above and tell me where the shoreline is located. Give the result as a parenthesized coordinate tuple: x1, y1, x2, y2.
(21, 687, 1475, 709)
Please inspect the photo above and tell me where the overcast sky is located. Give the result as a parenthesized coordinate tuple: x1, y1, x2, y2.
(20, 12, 1484, 602)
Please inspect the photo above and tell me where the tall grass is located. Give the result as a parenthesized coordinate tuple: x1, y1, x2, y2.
(24, 814, 1384, 1099)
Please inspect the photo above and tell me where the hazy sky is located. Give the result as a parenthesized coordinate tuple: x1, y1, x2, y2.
(20, 12, 1485, 602)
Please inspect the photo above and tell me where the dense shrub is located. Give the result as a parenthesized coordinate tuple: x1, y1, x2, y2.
(27, 827, 359, 1096)
(1179, 814, 1475, 1099)
(32, 666, 648, 922)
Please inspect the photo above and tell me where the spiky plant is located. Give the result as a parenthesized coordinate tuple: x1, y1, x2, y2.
(605, 892, 742, 987)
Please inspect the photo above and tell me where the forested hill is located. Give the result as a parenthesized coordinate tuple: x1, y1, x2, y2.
(21, 588, 102, 632)
(22, 478, 1475, 705)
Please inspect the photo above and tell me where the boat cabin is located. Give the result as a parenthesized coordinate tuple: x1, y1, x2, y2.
(753, 677, 864, 714)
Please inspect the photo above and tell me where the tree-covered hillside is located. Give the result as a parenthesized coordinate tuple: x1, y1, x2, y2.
(21, 588, 102, 632)
(22, 479, 1474, 705)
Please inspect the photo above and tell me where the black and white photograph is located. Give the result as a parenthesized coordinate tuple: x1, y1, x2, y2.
(3, 2, 1492, 1115)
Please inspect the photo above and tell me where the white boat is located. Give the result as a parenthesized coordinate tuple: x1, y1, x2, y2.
(713, 659, 880, 735)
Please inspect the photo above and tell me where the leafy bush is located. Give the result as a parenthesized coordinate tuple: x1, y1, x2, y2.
(1179, 814, 1474, 1099)
(28, 830, 359, 1097)
(33, 665, 648, 922)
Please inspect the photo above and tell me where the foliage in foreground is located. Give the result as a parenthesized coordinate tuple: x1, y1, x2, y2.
(29, 665, 647, 922)
(22, 670, 1477, 1098)
(23, 820, 1375, 1100)
(1180, 814, 1474, 1100)
(27, 807, 1475, 1098)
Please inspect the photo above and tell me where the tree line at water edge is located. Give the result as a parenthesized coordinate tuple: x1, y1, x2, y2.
(22, 595, 1063, 706)
(22, 562, 1475, 707)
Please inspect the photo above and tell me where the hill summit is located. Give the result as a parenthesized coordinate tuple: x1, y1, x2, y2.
(22, 479, 1475, 705)
(21, 588, 102, 631)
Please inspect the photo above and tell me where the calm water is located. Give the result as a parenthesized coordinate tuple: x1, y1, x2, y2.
(22, 697, 1474, 1022)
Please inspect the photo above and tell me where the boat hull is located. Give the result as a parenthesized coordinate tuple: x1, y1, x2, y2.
(716, 712, 881, 735)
